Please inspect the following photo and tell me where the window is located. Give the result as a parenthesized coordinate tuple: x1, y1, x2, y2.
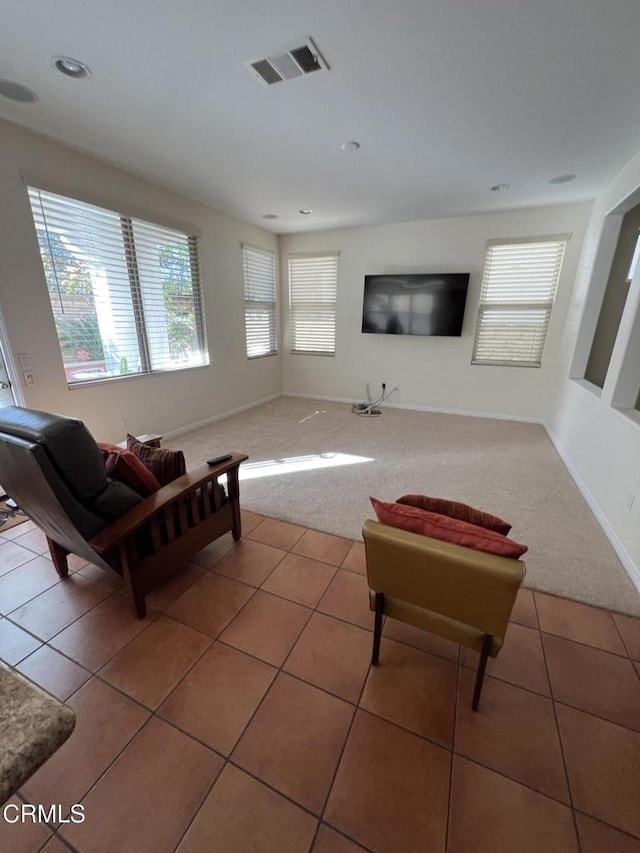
(584, 205, 640, 389)
(625, 231, 640, 284)
(242, 245, 277, 358)
(288, 253, 338, 355)
(28, 187, 208, 385)
(472, 238, 567, 367)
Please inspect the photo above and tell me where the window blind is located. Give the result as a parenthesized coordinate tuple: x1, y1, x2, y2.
(472, 239, 566, 367)
(288, 253, 338, 355)
(242, 245, 277, 358)
(28, 187, 208, 385)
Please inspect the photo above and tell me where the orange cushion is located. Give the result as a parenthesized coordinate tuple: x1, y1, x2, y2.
(98, 443, 161, 497)
(370, 497, 527, 559)
(397, 494, 511, 535)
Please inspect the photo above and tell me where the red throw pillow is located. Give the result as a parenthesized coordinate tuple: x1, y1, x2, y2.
(397, 494, 511, 535)
(126, 435, 186, 487)
(370, 497, 527, 559)
(98, 443, 161, 497)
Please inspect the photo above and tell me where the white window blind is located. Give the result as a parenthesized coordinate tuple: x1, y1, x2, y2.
(472, 239, 567, 367)
(242, 245, 277, 358)
(288, 253, 338, 355)
(28, 187, 207, 385)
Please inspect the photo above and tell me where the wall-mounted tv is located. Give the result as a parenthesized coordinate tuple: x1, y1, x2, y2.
(362, 273, 470, 337)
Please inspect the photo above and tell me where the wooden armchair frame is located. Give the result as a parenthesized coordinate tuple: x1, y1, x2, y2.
(0, 405, 249, 619)
(51, 454, 247, 617)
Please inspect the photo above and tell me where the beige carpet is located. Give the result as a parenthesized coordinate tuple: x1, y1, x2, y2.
(177, 397, 640, 617)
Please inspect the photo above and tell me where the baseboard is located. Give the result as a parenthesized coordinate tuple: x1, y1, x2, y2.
(283, 392, 357, 406)
(164, 392, 283, 440)
(283, 392, 544, 424)
(545, 424, 640, 595)
(383, 400, 544, 424)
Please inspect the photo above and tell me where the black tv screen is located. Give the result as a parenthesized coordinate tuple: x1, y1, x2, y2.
(362, 273, 470, 337)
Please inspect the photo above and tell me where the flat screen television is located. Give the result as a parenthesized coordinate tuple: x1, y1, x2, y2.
(362, 273, 470, 337)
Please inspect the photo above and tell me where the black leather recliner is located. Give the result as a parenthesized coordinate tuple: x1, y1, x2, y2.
(0, 406, 246, 616)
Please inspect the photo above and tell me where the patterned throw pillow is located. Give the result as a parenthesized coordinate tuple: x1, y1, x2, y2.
(126, 435, 186, 487)
(396, 494, 512, 535)
(370, 497, 527, 559)
(98, 443, 161, 497)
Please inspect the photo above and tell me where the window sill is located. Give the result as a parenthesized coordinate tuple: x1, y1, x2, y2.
(612, 406, 640, 428)
(67, 361, 210, 390)
(471, 360, 541, 368)
(570, 377, 603, 399)
(289, 351, 336, 357)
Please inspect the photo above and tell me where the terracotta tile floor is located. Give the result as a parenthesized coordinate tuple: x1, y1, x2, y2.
(1, 512, 640, 852)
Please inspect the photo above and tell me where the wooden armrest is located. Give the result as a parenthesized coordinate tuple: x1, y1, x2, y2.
(90, 452, 247, 553)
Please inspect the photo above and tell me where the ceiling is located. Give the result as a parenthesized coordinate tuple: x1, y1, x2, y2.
(2, 0, 640, 234)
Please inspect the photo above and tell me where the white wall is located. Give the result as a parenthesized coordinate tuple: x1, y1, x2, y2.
(548, 151, 640, 588)
(0, 120, 280, 442)
(280, 204, 591, 421)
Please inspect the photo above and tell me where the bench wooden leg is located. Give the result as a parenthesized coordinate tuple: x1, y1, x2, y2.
(47, 538, 69, 578)
(371, 592, 385, 666)
(227, 465, 242, 541)
(472, 633, 493, 711)
(119, 544, 147, 619)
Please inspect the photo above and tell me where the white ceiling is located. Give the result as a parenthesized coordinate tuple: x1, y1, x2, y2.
(2, 0, 640, 233)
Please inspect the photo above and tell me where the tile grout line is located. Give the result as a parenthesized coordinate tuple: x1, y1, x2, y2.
(16, 609, 639, 781)
(533, 590, 583, 852)
(0, 564, 69, 614)
(15, 570, 624, 822)
(155, 639, 585, 813)
(87, 642, 628, 823)
(15, 786, 79, 851)
(184, 526, 369, 850)
(537, 627, 632, 660)
(609, 609, 637, 662)
(165, 759, 225, 853)
(444, 643, 462, 853)
(9, 519, 640, 851)
(551, 697, 640, 735)
(312, 612, 379, 853)
(55, 563, 257, 692)
(257, 561, 339, 612)
(573, 808, 640, 845)
(5, 593, 157, 677)
(19, 609, 224, 837)
(4, 576, 120, 653)
(26, 564, 636, 844)
(40, 829, 80, 853)
(24, 696, 152, 835)
(149, 526, 325, 848)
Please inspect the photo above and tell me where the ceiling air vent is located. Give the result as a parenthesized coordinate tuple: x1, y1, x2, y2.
(246, 38, 329, 86)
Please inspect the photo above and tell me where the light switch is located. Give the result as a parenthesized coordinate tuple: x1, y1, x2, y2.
(23, 371, 35, 386)
(18, 353, 32, 370)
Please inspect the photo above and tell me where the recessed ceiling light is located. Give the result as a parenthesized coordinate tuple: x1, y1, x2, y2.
(299, 209, 312, 215)
(341, 140, 361, 152)
(53, 57, 91, 79)
(0, 79, 38, 103)
(490, 183, 511, 192)
(262, 213, 279, 219)
(549, 173, 576, 185)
